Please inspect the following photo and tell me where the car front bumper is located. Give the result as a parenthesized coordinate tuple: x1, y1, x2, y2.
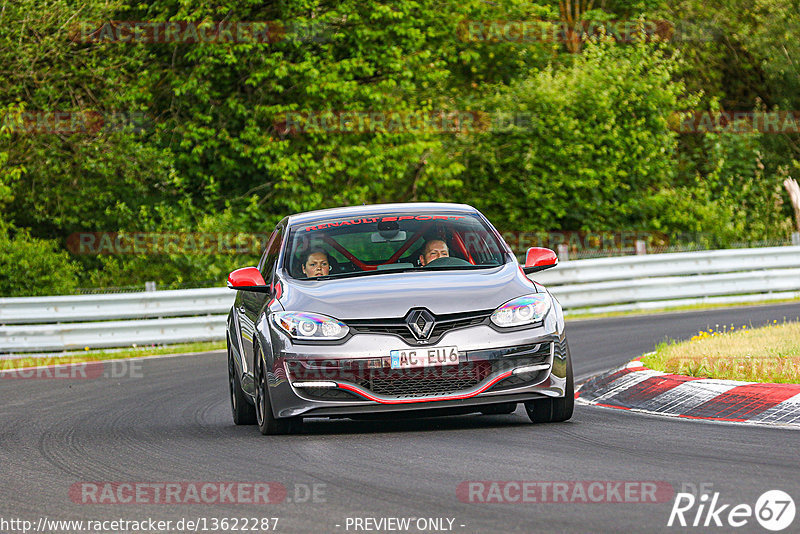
(256, 310, 569, 419)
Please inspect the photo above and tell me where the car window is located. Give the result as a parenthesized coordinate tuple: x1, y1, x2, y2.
(284, 213, 509, 280)
(258, 224, 284, 282)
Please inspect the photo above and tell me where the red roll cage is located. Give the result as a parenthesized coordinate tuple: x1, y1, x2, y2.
(313, 221, 478, 271)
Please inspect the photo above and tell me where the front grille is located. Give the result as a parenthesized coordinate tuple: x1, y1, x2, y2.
(353, 361, 492, 398)
(287, 342, 552, 401)
(346, 309, 493, 344)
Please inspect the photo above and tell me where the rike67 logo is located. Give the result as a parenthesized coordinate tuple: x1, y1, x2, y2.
(668, 489, 795, 531)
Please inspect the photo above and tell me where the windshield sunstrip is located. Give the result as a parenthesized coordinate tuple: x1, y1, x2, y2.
(303, 214, 467, 232)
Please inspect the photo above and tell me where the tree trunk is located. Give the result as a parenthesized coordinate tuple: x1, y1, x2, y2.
(559, 0, 594, 54)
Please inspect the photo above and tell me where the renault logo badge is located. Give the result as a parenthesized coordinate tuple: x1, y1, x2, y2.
(405, 309, 436, 341)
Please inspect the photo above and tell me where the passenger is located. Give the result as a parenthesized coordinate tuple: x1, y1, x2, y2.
(419, 239, 449, 266)
(302, 248, 331, 277)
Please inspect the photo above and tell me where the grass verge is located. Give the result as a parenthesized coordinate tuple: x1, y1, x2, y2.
(0, 340, 225, 371)
(641, 321, 800, 383)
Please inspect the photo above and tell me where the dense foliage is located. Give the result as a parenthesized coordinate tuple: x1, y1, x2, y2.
(1, 0, 797, 295)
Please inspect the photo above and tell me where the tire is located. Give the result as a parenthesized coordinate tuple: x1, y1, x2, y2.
(254, 345, 301, 435)
(480, 402, 517, 415)
(525, 341, 574, 424)
(228, 339, 256, 425)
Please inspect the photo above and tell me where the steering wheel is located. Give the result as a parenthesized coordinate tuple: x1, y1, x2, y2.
(423, 256, 472, 268)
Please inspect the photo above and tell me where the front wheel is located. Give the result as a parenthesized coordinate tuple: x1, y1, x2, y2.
(254, 346, 301, 435)
(228, 340, 256, 425)
(525, 341, 574, 423)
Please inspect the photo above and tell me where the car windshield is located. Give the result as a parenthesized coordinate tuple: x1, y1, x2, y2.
(284, 212, 509, 280)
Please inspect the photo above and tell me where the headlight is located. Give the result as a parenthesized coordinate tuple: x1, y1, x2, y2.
(491, 293, 551, 328)
(272, 312, 349, 341)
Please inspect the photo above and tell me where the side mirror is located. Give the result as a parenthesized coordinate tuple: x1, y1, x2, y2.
(227, 267, 269, 292)
(523, 247, 558, 274)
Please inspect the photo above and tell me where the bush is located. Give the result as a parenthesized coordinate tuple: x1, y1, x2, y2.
(451, 39, 694, 233)
(0, 229, 80, 296)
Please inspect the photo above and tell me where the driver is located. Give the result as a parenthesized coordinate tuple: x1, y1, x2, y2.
(419, 239, 449, 266)
(302, 248, 331, 277)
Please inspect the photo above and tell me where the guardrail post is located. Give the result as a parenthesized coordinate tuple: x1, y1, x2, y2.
(145, 281, 157, 292)
(635, 240, 647, 255)
(556, 244, 569, 261)
(793, 232, 800, 246)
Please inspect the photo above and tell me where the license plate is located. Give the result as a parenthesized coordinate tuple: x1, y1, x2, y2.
(390, 346, 459, 369)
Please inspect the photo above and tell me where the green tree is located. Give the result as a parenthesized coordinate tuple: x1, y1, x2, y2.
(450, 39, 693, 233)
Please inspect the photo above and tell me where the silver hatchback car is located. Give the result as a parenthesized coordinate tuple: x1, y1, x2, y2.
(226, 202, 573, 434)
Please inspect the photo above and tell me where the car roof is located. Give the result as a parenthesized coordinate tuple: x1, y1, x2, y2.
(286, 202, 480, 226)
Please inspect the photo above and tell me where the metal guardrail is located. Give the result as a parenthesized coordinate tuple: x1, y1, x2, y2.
(532, 245, 800, 284)
(2, 246, 800, 353)
(1, 316, 227, 353)
(0, 288, 232, 325)
(533, 245, 800, 313)
(547, 268, 800, 310)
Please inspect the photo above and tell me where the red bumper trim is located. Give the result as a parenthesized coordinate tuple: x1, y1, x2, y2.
(335, 370, 515, 404)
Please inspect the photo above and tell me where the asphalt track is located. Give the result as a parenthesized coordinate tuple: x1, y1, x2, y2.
(1, 302, 799, 533)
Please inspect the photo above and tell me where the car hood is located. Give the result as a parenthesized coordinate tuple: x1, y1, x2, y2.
(277, 263, 538, 319)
